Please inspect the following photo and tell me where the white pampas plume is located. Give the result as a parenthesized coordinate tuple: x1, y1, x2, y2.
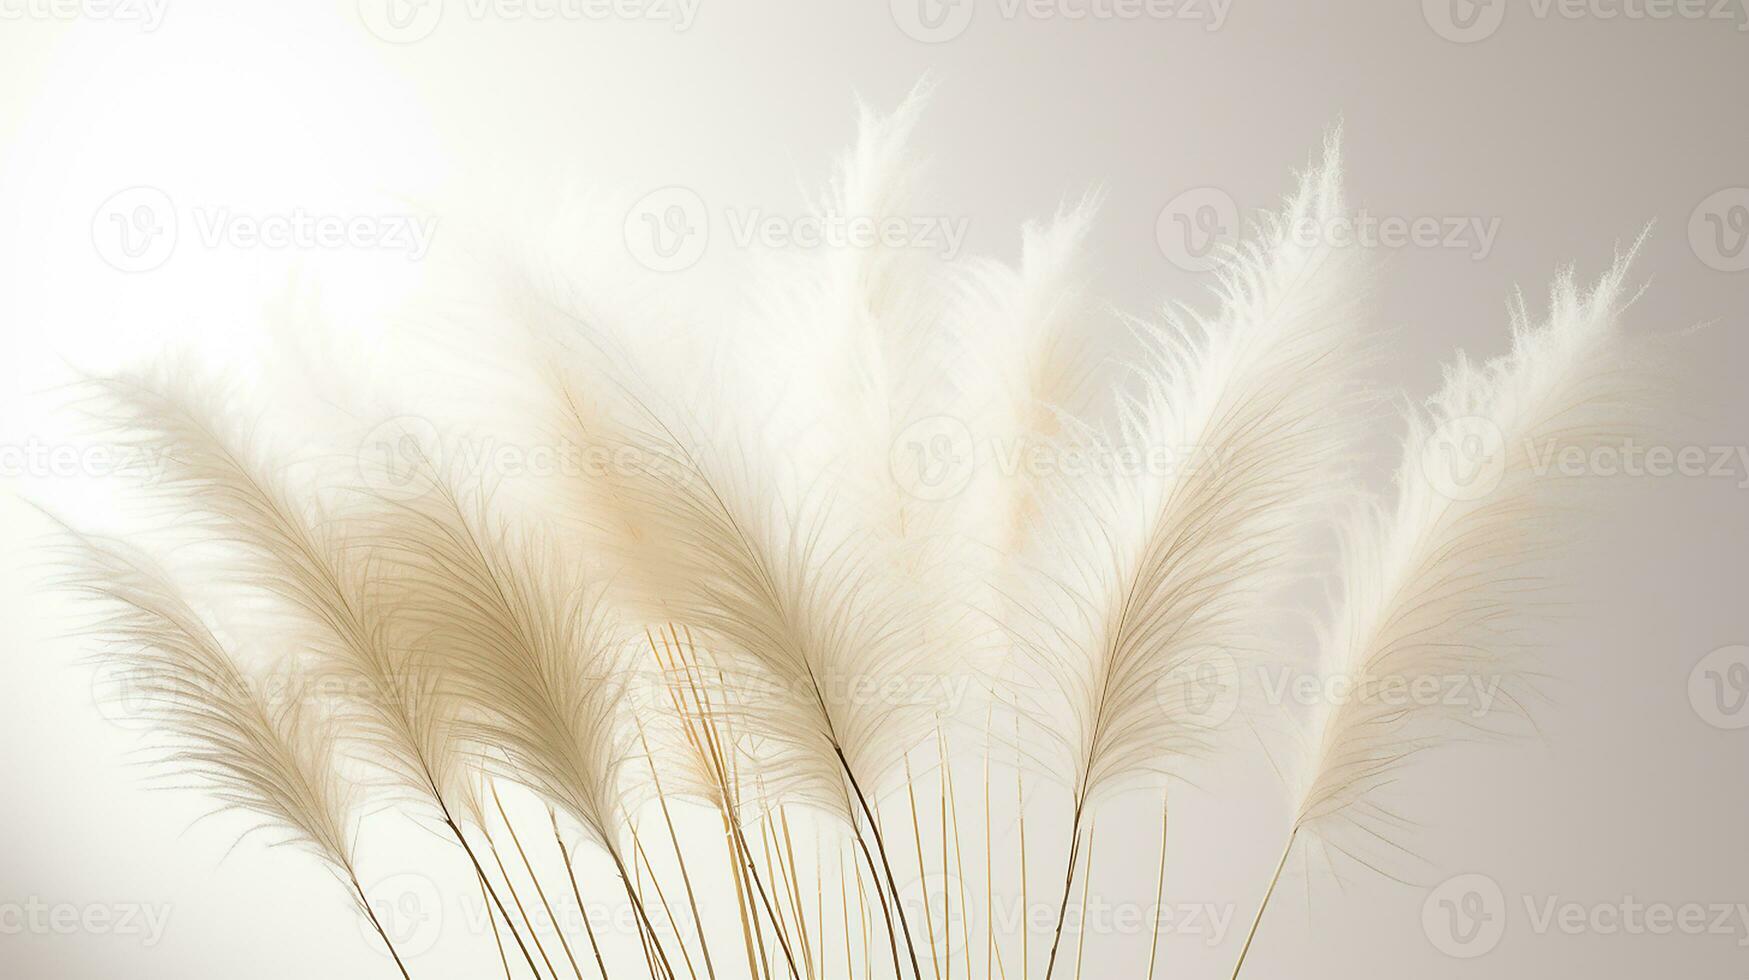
(84, 368, 552, 977)
(1229, 247, 1654, 977)
(86, 369, 467, 813)
(57, 529, 413, 978)
(955, 196, 1106, 555)
(1008, 137, 1370, 978)
(363, 472, 679, 977)
(547, 352, 943, 978)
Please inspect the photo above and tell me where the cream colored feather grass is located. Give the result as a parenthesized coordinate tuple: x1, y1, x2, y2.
(1227, 247, 1656, 978)
(55, 530, 422, 975)
(1001, 138, 1371, 977)
(84, 368, 471, 820)
(365, 475, 638, 852)
(44, 91, 1668, 980)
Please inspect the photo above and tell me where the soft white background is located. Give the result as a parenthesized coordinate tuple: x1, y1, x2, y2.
(2, 2, 1746, 978)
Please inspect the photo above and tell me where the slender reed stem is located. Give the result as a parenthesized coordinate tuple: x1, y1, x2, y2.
(838, 849, 855, 980)
(1040, 795, 1088, 980)
(552, 809, 612, 980)
(435, 794, 544, 980)
(903, 753, 941, 979)
(777, 808, 817, 980)
(352, 873, 415, 980)
(479, 867, 513, 980)
(1145, 795, 1169, 980)
(1072, 812, 1095, 980)
(1014, 716, 1028, 980)
(494, 785, 585, 980)
(836, 744, 923, 980)
(1228, 828, 1298, 980)
(634, 825, 700, 980)
(635, 714, 718, 980)
(663, 627, 799, 980)
(610, 846, 679, 980)
(489, 834, 561, 980)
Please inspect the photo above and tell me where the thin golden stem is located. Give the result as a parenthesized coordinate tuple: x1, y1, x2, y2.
(942, 730, 973, 980)
(351, 873, 415, 980)
(552, 809, 611, 980)
(493, 785, 584, 980)
(1072, 812, 1095, 980)
(479, 866, 513, 980)
(488, 833, 561, 980)
(1014, 714, 1028, 980)
(1145, 795, 1169, 980)
(1228, 828, 1298, 980)
(635, 645, 720, 980)
(904, 754, 940, 979)
(634, 824, 699, 980)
